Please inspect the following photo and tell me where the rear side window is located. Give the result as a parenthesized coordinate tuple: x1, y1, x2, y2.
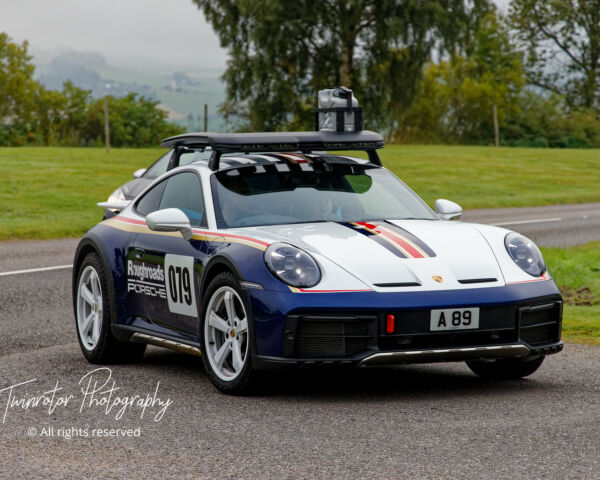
(159, 172, 206, 227)
(135, 180, 167, 216)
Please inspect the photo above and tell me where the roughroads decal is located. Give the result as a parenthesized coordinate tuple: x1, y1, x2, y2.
(164, 254, 197, 317)
(127, 260, 166, 298)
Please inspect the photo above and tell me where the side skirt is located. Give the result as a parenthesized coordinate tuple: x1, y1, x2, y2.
(130, 332, 202, 357)
(112, 324, 202, 357)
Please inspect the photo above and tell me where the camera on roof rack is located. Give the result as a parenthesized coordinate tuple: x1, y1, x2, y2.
(315, 86, 363, 133)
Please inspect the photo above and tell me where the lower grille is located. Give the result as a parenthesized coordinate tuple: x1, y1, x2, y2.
(284, 314, 377, 358)
(295, 335, 367, 357)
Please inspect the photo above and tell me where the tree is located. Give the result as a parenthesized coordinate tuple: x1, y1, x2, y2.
(396, 11, 524, 144)
(59, 81, 93, 145)
(510, 0, 600, 111)
(192, 0, 494, 132)
(85, 94, 181, 147)
(0, 33, 38, 124)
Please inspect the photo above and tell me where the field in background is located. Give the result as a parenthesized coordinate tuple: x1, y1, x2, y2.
(0, 147, 160, 240)
(365, 145, 600, 208)
(2, 145, 600, 240)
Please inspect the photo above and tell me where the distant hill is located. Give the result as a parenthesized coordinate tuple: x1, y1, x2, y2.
(34, 49, 227, 131)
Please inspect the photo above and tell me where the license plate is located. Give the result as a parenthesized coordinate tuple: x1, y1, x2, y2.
(430, 307, 479, 331)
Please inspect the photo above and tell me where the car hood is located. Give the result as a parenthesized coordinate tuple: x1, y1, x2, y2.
(238, 220, 506, 290)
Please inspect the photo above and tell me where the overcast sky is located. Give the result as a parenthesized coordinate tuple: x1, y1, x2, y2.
(0, 0, 226, 71)
(1, 0, 512, 72)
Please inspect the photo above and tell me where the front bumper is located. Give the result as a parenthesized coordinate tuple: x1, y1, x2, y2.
(254, 341, 563, 369)
(248, 281, 563, 369)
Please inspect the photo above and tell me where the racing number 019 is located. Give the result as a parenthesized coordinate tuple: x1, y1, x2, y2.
(165, 254, 198, 317)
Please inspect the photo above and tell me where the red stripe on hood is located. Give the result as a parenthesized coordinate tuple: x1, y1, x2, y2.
(356, 222, 425, 258)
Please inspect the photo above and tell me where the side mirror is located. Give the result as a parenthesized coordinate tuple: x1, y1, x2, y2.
(435, 199, 462, 220)
(133, 168, 147, 178)
(146, 208, 193, 241)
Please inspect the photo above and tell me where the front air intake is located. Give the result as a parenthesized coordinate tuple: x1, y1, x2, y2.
(283, 314, 377, 358)
(519, 302, 562, 346)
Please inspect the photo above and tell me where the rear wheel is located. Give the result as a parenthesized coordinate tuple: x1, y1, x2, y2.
(466, 355, 545, 379)
(75, 252, 146, 363)
(200, 272, 257, 394)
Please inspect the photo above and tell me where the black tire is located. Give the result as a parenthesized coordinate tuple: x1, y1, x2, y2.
(74, 252, 146, 363)
(466, 355, 545, 379)
(199, 271, 258, 395)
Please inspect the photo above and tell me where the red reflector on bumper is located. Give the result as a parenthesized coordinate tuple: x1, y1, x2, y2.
(386, 314, 395, 334)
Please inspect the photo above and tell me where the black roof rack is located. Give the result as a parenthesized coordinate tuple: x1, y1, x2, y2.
(160, 130, 384, 170)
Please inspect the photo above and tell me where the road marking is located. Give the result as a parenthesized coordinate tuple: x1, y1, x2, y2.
(492, 217, 563, 227)
(0, 264, 73, 277)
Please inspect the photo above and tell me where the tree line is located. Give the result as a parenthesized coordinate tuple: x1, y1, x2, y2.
(194, 0, 600, 148)
(0, 32, 181, 147)
(2, 0, 600, 148)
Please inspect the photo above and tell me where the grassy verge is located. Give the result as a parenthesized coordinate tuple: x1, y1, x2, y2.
(542, 242, 600, 345)
(0, 147, 162, 240)
(1, 145, 600, 240)
(561, 306, 600, 345)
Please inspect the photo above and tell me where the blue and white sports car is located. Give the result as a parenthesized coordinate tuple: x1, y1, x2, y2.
(73, 130, 563, 394)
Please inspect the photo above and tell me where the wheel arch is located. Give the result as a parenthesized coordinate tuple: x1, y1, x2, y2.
(200, 254, 245, 297)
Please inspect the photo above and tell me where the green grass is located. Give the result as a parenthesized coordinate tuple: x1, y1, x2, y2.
(0, 147, 163, 240)
(378, 145, 600, 209)
(541, 242, 600, 345)
(561, 306, 600, 345)
(1, 144, 600, 240)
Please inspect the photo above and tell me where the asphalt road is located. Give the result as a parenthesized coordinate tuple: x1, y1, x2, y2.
(0, 205, 599, 478)
(462, 202, 600, 247)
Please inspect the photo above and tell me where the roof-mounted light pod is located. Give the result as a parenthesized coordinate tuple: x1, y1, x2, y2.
(315, 86, 363, 133)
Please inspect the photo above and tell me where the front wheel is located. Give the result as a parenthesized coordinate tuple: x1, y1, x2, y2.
(466, 355, 545, 379)
(200, 272, 257, 394)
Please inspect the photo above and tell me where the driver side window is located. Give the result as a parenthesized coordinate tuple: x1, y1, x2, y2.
(159, 172, 207, 228)
(135, 172, 207, 228)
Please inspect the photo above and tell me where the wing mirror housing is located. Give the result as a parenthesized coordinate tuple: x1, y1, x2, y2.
(146, 208, 193, 241)
(133, 168, 147, 178)
(97, 200, 130, 213)
(435, 199, 462, 220)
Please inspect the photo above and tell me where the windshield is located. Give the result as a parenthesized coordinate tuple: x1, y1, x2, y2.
(211, 162, 436, 228)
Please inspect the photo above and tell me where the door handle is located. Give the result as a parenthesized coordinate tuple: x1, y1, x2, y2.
(133, 248, 146, 259)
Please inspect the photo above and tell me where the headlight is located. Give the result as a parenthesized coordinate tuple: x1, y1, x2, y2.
(107, 188, 126, 203)
(504, 233, 545, 277)
(264, 243, 321, 288)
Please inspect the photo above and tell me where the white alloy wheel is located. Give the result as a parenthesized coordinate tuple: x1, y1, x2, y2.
(76, 265, 103, 351)
(204, 286, 249, 381)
